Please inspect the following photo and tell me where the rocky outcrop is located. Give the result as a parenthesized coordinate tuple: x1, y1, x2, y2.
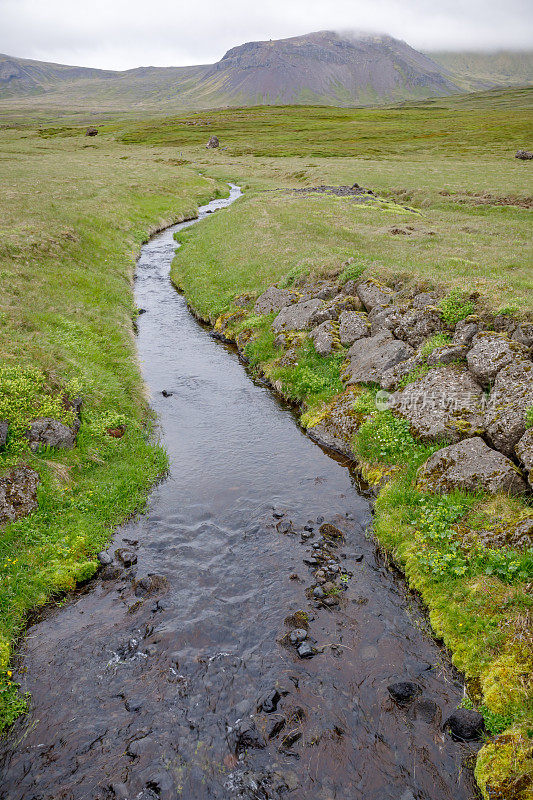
(346, 330, 414, 385)
(25, 417, 79, 451)
(309, 321, 340, 356)
(356, 279, 394, 310)
(394, 306, 445, 348)
(272, 299, 323, 333)
(452, 317, 479, 346)
(516, 429, 533, 488)
(466, 332, 529, 387)
(512, 323, 533, 349)
(0, 466, 40, 525)
(305, 387, 362, 459)
(369, 304, 405, 336)
(338, 311, 370, 345)
(308, 294, 361, 327)
(417, 437, 526, 495)
(485, 360, 533, 456)
(391, 365, 485, 444)
(426, 344, 468, 367)
(254, 286, 297, 315)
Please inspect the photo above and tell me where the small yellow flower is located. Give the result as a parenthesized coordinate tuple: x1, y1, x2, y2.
(7, 671, 12, 678)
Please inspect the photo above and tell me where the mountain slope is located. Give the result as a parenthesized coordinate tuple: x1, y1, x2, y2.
(0, 32, 531, 112)
(427, 50, 533, 92)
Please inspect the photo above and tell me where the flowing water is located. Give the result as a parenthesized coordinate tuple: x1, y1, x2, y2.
(0, 186, 478, 800)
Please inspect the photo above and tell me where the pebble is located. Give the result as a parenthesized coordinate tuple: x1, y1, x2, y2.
(260, 689, 281, 714)
(115, 548, 137, 567)
(313, 587, 325, 598)
(297, 642, 315, 659)
(289, 629, 307, 645)
(97, 551, 112, 565)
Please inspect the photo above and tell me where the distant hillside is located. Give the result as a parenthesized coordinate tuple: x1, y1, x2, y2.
(427, 50, 533, 92)
(0, 32, 531, 112)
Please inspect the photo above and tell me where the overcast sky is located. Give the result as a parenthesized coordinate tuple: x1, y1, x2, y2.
(1, 0, 532, 70)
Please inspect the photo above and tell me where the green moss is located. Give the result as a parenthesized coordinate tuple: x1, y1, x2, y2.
(438, 289, 477, 325)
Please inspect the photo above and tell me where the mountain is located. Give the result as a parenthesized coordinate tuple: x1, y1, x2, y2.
(426, 50, 533, 93)
(0, 31, 531, 112)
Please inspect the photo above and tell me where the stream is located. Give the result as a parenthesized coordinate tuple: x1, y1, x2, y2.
(0, 185, 478, 800)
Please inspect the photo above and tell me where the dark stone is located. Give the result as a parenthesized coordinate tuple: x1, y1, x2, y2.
(115, 548, 137, 567)
(0, 421, 8, 447)
(25, 417, 77, 450)
(161, 390, 173, 397)
(414, 697, 440, 723)
(272, 508, 285, 519)
(97, 551, 113, 565)
(297, 642, 315, 658)
(85, 127, 98, 136)
(267, 717, 286, 739)
(515, 149, 533, 160)
(289, 629, 307, 645)
(444, 708, 485, 741)
(387, 681, 421, 704)
(260, 689, 281, 713)
(206, 135, 219, 148)
(277, 520, 295, 534)
(227, 717, 265, 754)
(0, 465, 40, 525)
(280, 730, 302, 749)
(132, 574, 169, 597)
(319, 523, 344, 538)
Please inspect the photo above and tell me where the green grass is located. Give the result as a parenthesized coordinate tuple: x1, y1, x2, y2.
(0, 126, 223, 730)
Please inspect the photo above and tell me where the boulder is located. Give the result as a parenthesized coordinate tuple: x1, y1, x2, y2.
(417, 437, 527, 495)
(452, 318, 479, 346)
(0, 466, 40, 525)
(387, 682, 421, 704)
(0, 421, 7, 448)
(412, 292, 439, 309)
(485, 360, 533, 456)
(305, 388, 362, 460)
(466, 332, 529, 387)
(380, 352, 425, 392)
(206, 135, 219, 148)
(299, 280, 339, 302)
(272, 299, 323, 333)
(254, 286, 297, 315)
(493, 314, 517, 336)
(369, 304, 406, 336)
(356, 279, 394, 310)
(338, 311, 370, 345)
(426, 344, 468, 367)
(25, 418, 78, 450)
(394, 306, 445, 348)
(85, 127, 98, 137)
(346, 331, 414, 385)
(516, 429, 533, 488)
(515, 150, 533, 160)
(308, 294, 361, 327)
(513, 323, 533, 349)
(309, 321, 340, 356)
(444, 709, 485, 741)
(391, 365, 486, 444)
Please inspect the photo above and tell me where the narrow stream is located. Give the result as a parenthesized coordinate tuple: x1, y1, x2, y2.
(0, 186, 478, 800)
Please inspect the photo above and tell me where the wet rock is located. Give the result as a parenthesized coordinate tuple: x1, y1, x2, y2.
(346, 330, 414, 386)
(97, 551, 113, 566)
(133, 574, 169, 597)
(426, 344, 468, 367)
(513, 323, 533, 349)
(0, 421, 8, 448)
(356, 279, 394, 310)
(391, 365, 486, 444)
(115, 548, 138, 567)
(394, 306, 445, 349)
(338, 311, 370, 346)
(485, 360, 533, 456)
(259, 689, 281, 713)
(306, 387, 362, 460)
(444, 708, 485, 741)
(319, 522, 344, 538)
(387, 681, 421, 704)
(254, 286, 298, 315)
(161, 389, 173, 397)
(280, 730, 301, 749)
(0, 466, 40, 526)
(276, 520, 295, 535)
(272, 299, 323, 333)
(289, 629, 307, 645)
(516, 149, 533, 160)
(466, 332, 529, 387)
(453, 317, 479, 346)
(25, 417, 77, 450)
(413, 697, 440, 723)
(297, 641, 315, 659)
(227, 717, 265, 754)
(272, 508, 285, 519)
(206, 135, 219, 148)
(309, 320, 340, 356)
(267, 717, 286, 739)
(418, 437, 526, 495)
(313, 587, 325, 598)
(322, 596, 339, 607)
(516, 430, 533, 488)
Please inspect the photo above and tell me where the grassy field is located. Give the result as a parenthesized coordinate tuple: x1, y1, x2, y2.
(0, 127, 225, 728)
(0, 88, 532, 796)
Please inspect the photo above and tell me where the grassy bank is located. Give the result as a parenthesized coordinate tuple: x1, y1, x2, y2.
(0, 126, 224, 730)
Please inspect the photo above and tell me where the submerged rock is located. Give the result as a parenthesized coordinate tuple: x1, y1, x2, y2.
(254, 286, 298, 315)
(346, 330, 414, 385)
(417, 437, 527, 495)
(444, 708, 485, 741)
(485, 360, 533, 456)
(0, 465, 40, 526)
(132, 574, 169, 597)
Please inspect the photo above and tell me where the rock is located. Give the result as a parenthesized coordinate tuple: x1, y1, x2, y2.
(387, 682, 421, 704)
(356, 279, 394, 310)
(132, 574, 169, 597)
(227, 717, 265, 754)
(322, 596, 339, 607)
(444, 708, 485, 741)
(515, 150, 533, 160)
(97, 551, 113, 566)
(0, 466, 40, 525)
(412, 292, 439, 309)
(309, 294, 361, 327)
(319, 522, 343, 538)
(297, 642, 315, 659)
(466, 332, 529, 387)
(513, 323, 533, 349)
(494, 314, 517, 336)
(273, 333, 288, 349)
(380, 352, 425, 392)
(161, 389, 173, 397)
(309, 321, 340, 356)
(127, 735, 155, 757)
(369, 304, 406, 336)
(25, 418, 77, 450)
(254, 286, 297, 315)
(289, 629, 307, 645)
(485, 360, 533, 456)
(306, 387, 362, 460)
(394, 306, 445, 349)
(267, 717, 286, 739)
(417, 437, 527, 495)
(338, 311, 370, 345)
(259, 689, 281, 713)
(414, 698, 440, 724)
(341, 279, 361, 298)
(346, 330, 414, 385)
(115, 548, 137, 567)
(516, 429, 533, 488)
(299, 280, 339, 302)
(272, 299, 323, 333)
(453, 318, 479, 346)
(391, 365, 486, 444)
(206, 135, 219, 148)
(426, 344, 468, 367)
(0, 422, 7, 448)
(276, 520, 294, 534)
(312, 587, 325, 599)
(85, 127, 98, 136)
(508, 518, 533, 550)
